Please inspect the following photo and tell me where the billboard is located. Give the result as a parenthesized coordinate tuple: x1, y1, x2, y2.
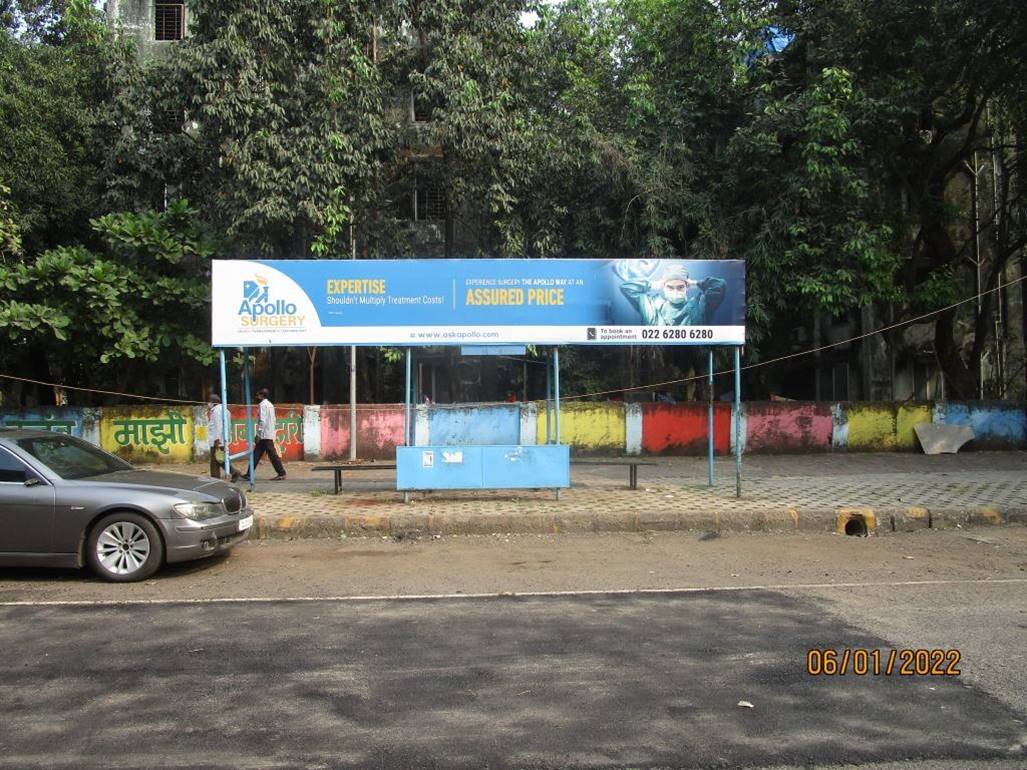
(211, 258, 745, 347)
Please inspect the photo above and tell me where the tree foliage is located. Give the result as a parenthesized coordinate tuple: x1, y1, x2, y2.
(0, 0, 119, 253)
(0, 199, 222, 391)
(2, 0, 1026, 403)
(756, 0, 1027, 396)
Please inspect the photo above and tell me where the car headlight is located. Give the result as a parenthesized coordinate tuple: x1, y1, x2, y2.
(174, 501, 227, 520)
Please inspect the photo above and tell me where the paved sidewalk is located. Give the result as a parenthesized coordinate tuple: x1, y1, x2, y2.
(155, 451, 1027, 538)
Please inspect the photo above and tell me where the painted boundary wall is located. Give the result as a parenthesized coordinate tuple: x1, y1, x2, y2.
(1, 400, 1023, 461)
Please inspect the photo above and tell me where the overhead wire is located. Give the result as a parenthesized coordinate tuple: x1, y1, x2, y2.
(559, 271, 1027, 401)
(0, 272, 1023, 406)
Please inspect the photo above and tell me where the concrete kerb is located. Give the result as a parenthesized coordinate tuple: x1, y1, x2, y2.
(248, 504, 1024, 540)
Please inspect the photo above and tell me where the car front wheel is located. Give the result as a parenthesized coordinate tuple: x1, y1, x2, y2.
(86, 513, 164, 582)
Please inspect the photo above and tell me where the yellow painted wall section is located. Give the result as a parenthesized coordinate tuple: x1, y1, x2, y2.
(845, 404, 897, 450)
(100, 406, 194, 463)
(895, 404, 933, 450)
(535, 403, 625, 452)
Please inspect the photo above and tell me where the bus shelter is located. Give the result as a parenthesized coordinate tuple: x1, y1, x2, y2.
(211, 258, 746, 496)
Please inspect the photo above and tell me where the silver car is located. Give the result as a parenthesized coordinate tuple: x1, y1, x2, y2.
(0, 429, 253, 582)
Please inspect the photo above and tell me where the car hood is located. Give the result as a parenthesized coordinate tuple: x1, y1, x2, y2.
(78, 470, 232, 496)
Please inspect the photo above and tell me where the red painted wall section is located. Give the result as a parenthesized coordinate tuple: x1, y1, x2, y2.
(746, 402, 833, 453)
(641, 403, 730, 455)
(227, 404, 304, 462)
(320, 405, 405, 461)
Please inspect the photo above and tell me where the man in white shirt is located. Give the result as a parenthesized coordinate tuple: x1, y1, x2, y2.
(207, 394, 241, 481)
(247, 388, 286, 481)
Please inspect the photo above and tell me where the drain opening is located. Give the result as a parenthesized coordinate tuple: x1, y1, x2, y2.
(844, 517, 868, 537)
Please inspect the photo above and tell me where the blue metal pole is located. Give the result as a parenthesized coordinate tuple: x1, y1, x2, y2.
(219, 350, 230, 478)
(734, 346, 742, 498)
(708, 348, 714, 487)
(545, 350, 552, 444)
(243, 349, 254, 491)
(405, 348, 412, 445)
(554, 347, 561, 444)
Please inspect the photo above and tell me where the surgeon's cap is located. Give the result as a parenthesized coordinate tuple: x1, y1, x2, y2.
(661, 264, 689, 284)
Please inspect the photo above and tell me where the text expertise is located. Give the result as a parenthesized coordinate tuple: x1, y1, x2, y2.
(326, 279, 386, 294)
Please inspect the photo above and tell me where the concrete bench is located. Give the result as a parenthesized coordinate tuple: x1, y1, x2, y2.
(312, 464, 397, 494)
(571, 459, 659, 490)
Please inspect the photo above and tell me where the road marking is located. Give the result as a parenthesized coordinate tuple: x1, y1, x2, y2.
(2, 577, 1027, 607)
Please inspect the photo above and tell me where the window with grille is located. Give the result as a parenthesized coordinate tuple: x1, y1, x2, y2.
(152, 106, 181, 134)
(155, 2, 185, 41)
(413, 93, 434, 123)
(414, 182, 445, 221)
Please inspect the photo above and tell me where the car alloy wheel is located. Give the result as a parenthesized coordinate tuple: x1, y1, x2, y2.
(87, 513, 164, 582)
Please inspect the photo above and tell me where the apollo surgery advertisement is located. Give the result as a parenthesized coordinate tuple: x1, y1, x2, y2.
(211, 258, 746, 347)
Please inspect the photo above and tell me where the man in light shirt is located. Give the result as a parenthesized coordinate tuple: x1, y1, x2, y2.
(246, 388, 286, 481)
(207, 394, 241, 481)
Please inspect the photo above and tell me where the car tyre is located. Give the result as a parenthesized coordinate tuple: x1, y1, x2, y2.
(86, 512, 164, 582)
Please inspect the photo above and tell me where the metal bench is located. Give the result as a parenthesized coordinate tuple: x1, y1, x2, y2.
(570, 459, 659, 490)
(312, 463, 397, 494)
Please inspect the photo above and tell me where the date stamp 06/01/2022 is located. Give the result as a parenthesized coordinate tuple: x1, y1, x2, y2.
(807, 648, 961, 677)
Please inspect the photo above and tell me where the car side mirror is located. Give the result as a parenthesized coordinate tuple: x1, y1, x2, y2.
(24, 477, 41, 487)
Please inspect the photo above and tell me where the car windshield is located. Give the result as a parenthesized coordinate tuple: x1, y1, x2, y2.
(16, 436, 133, 480)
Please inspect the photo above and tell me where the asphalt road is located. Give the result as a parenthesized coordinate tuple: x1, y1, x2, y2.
(1, 529, 1025, 770)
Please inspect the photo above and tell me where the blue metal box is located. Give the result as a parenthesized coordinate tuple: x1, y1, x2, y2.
(397, 445, 569, 490)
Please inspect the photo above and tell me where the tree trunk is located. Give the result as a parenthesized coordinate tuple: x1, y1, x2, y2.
(934, 311, 976, 399)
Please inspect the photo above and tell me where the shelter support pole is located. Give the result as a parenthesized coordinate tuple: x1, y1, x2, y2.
(350, 346, 357, 461)
(405, 348, 412, 446)
(243, 349, 254, 491)
(219, 350, 230, 478)
(708, 348, 714, 487)
(350, 214, 359, 460)
(545, 351, 552, 444)
(404, 347, 412, 505)
(554, 347, 562, 501)
(554, 347, 561, 445)
(734, 346, 742, 499)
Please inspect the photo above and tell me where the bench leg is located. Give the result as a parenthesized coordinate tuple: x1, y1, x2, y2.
(334, 470, 342, 495)
(629, 465, 638, 490)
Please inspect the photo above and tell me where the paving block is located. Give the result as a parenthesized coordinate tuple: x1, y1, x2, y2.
(929, 509, 970, 529)
(591, 511, 638, 533)
(1006, 509, 1027, 525)
(343, 515, 389, 536)
(891, 506, 931, 532)
(793, 508, 843, 532)
(635, 511, 684, 532)
(968, 507, 1006, 526)
(551, 514, 596, 534)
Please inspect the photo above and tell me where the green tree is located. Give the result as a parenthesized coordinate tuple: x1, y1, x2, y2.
(389, 0, 534, 257)
(0, 183, 20, 260)
(0, 0, 121, 253)
(109, 0, 394, 260)
(740, 0, 1027, 397)
(0, 200, 223, 400)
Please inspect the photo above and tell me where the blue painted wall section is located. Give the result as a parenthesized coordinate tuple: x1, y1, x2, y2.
(935, 401, 1027, 449)
(0, 408, 96, 438)
(427, 404, 521, 446)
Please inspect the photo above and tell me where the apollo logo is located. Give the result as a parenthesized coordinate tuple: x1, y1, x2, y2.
(242, 276, 269, 304)
(237, 274, 305, 328)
